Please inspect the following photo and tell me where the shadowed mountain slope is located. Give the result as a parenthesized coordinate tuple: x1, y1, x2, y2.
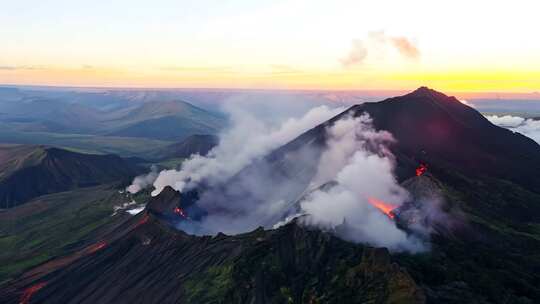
(0, 145, 139, 208)
(107, 100, 226, 141)
(0, 187, 424, 304)
(350, 87, 540, 192)
(155, 134, 219, 160)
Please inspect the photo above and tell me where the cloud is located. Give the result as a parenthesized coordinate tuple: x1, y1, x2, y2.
(0, 65, 43, 71)
(486, 115, 525, 128)
(486, 115, 540, 143)
(341, 31, 420, 67)
(340, 40, 368, 67)
(390, 36, 420, 59)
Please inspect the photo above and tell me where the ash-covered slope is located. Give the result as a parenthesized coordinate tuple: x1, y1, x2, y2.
(0, 144, 139, 208)
(0, 186, 424, 304)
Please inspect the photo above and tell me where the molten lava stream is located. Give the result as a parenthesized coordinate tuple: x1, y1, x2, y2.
(87, 241, 107, 254)
(367, 197, 397, 219)
(20, 282, 47, 304)
(135, 214, 149, 228)
(174, 206, 188, 218)
(416, 163, 427, 176)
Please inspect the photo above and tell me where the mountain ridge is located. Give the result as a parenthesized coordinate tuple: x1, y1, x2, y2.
(0, 144, 139, 208)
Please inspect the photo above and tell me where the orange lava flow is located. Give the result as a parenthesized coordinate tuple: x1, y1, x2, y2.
(20, 282, 47, 304)
(87, 241, 107, 254)
(367, 197, 397, 219)
(174, 207, 187, 218)
(416, 163, 428, 176)
(135, 214, 149, 228)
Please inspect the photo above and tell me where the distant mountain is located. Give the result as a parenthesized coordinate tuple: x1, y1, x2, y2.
(155, 134, 218, 160)
(0, 97, 103, 134)
(0, 88, 228, 144)
(0, 144, 139, 208)
(107, 100, 226, 141)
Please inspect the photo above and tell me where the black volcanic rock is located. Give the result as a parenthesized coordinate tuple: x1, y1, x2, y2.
(146, 186, 181, 217)
(350, 87, 540, 192)
(0, 219, 424, 304)
(0, 144, 139, 208)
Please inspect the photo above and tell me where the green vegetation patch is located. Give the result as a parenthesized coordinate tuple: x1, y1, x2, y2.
(183, 265, 233, 304)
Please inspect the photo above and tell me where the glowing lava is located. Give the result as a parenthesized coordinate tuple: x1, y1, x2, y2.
(20, 282, 47, 304)
(135, 214, 149, 228)
(87, 241, 107, 254)
(367, 197, 397, 219)
(174, 206, 187, 218)
(416, 163, 428, 176)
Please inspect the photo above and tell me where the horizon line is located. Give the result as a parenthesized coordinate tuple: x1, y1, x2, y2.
(2, 83, 539, 100)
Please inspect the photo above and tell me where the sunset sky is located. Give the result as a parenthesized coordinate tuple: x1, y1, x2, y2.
(1, 0, 539, 92)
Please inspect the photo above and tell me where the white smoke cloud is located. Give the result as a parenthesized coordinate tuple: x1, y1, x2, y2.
(175, 113, 425, 252)
(299, 115, 425, 252)
(150, 104, 345, 196)
(486, 115, 540, 143)
(126, 165, 159, 194)
(131, 101, 432, 252)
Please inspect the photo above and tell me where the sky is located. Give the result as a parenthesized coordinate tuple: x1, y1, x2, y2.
(1, 0, 539, 92)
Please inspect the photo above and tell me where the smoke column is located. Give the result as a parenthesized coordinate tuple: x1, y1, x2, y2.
(299, 115, 425, 252)
(150, 104, 345, 195)
(128, 103, 428, 252)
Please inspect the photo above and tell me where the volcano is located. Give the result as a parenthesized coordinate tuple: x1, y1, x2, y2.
(2, 88, 540, 303)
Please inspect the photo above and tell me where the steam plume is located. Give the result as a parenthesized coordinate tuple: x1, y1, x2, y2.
(299, 115, 425, 252)
(131, 101, 434, 252)
(149, 104, 345, 195)
(127, 165, 158, 194)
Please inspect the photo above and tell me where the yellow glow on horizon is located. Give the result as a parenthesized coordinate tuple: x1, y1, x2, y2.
(1, 65, 539, 94)
(3, 1, 540, 94)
